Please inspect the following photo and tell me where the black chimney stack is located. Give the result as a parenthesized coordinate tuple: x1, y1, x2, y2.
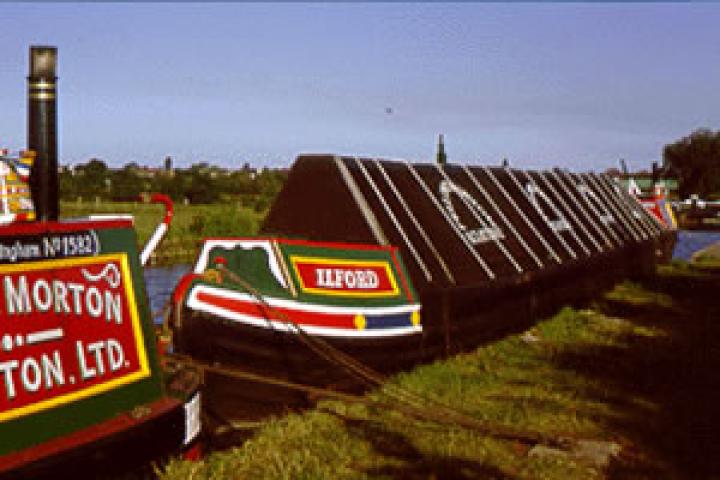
(436, 134, 447, 166)
(28, 46, 58, 221)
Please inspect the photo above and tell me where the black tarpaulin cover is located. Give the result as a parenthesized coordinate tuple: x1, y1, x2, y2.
(261, 155, 674, 354)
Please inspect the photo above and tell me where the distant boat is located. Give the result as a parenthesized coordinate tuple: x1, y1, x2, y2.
(675, 194, 720, 230)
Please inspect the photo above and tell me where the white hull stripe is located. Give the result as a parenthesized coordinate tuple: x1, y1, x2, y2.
(186, 295, 423, 338)
(188, 284, 421, 316)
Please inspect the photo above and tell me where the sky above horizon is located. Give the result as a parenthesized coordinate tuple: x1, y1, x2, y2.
(1, 3, 719, 172)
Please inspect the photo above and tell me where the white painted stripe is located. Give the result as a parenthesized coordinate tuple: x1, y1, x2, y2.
(593, 173, 649, 240)
(550, 169, 612, 250)
(26, 328, 64, 344)
(141, 222, 167, 266)
(463, 166, 543, 269)
(588, 173, 644, 241)
(534, 172, 594, 256)
(435, 166, 522, 273)
(88, 214, 134, 221)
(568, 173, 623, 247)
(583, 173, 640, 242)
(514, 170, 577, 260)
(483, 167, 562, 264)
(335, 156, 388, 246)
(577, 173, 627, 244)
(595, 174, 658, 238)
(355, 158, 433, 282)
(187, 296, 422, 338)
(375, 160, 456, 285)
(189, 284, 421, 316)
(405, 162, 495, 279)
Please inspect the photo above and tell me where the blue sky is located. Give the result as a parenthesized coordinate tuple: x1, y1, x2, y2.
(1, 3, 719, 171)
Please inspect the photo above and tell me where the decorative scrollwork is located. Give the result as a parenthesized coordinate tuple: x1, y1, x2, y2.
(439, 179, 504, 245)
(81, 263, 121, 289)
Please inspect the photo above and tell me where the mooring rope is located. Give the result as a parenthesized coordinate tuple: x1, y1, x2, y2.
(168, 261, 571, 448)
(165, 353, 568, 448)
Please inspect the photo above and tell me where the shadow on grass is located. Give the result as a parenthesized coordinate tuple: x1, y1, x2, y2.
(329, 413, 515, 480)
(552, 272, 720, 478)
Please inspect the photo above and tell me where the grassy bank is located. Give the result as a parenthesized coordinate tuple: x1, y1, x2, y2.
(60, 201, 264, 264)
(692, 241, 720, 270)
(160, 265, 720, 479)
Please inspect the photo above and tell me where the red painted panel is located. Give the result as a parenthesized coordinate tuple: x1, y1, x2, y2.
(0, 219, 133, 236)
(195, 291, 355, 329)
(0, 254, 150, 423)
(291, 258, 398, 296)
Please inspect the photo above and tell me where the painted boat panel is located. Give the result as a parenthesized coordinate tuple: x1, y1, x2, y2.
(0, 218, 199, 474)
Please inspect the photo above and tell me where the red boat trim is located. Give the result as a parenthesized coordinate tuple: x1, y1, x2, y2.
(201, 236, 396, 252)
(174, 273, 203, 304)
(196, 290, 356, 330)
(187, 285, 422, 338)
(390, 249, 414, 302)
(0, 218, 133, 235)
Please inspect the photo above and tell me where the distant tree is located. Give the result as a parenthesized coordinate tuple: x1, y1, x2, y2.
(81, 158, 109, 177)
(185, 167, 219, 204)
(110, 164, 144, 199)
(59, 169, 79, 200)
(664, 128, 720, 198)
(73, 158, 110, 199)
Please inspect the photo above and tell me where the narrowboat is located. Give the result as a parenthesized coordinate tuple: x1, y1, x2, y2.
(171, 152, 675, 427)
(259, 154, 677, 356)
(172, 238, 422, 380)
(0, 46, 200, 479)
(675, 195, 720, 230)
(629, 180, 678, 230)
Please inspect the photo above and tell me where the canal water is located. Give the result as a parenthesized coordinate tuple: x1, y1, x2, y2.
(672, 230, 720, 261)
(144, 264, 190, 324)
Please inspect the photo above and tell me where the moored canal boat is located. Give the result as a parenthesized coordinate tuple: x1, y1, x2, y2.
(172, 237, 423, 383)
(0, 46, 201, 479)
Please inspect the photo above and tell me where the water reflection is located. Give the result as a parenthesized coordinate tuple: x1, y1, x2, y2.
(673, 231, 720, 261)
(144, 264, 191, 324)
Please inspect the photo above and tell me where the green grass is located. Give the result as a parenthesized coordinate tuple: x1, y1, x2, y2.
(60, 201, 265, 264)
(159, 266, 720, 479)
(691, 241, 720, 270)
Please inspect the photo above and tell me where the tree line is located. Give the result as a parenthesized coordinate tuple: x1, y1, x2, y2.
(664, 128, 720, 198)
(56, 128, 720, 207)
(59, 159, 288, 211)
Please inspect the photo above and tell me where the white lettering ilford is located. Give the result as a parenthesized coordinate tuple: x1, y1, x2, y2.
(525, 183, 571, 232)
(439, 180, 504, 245)
(314, 268, 380, 290)
(2, 275, 122, 324)
(0, 351, 65, 400)
(76, 339, 125, 381)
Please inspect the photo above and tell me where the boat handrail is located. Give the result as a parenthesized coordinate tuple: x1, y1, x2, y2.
(139, 193, 174, 266)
